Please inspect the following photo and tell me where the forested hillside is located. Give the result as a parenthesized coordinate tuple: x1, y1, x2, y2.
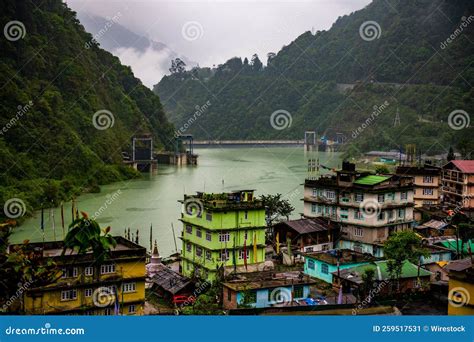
(0, 0, 174, 217)
(155, 0, 473, 156)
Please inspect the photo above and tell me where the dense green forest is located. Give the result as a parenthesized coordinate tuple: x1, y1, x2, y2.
(155, 0, 473, 157)
(0, 0, 174, 219)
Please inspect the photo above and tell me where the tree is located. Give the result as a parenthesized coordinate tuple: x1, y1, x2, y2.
(62, 211, 117, 265)
(169, 58, 186, 74)
(267, 52, 276, 65)
(250, 54, 263, 72)
(383, 231, 429, 292)
(447, 146, 455, 161)
(375, 165, 389, 174)
(360, 268, 375, 300)
(260, 194, 295, 226)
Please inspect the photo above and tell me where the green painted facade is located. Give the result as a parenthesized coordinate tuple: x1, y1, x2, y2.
(180, 191, 267, 281)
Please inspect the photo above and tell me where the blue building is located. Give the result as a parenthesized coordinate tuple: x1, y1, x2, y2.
(222, 274, 316, 310)
(303, 249, 377, 284)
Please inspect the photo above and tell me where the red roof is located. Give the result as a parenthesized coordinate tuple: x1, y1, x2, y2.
(450, 160, 474, 173)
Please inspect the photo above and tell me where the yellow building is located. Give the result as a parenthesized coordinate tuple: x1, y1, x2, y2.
(446, 258, 474, 315)
(396, 165, 441, 207)
(18, 236, 146, 315)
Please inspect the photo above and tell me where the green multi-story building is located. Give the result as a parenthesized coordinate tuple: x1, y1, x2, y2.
(180, 190, 266, 281)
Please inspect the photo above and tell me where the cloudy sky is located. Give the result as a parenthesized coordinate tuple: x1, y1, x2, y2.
(66, 0, 371, 86)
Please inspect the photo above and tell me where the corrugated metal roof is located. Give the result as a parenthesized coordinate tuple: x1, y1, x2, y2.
(354, 175, 390, 185)
(447, 160, 474, 173)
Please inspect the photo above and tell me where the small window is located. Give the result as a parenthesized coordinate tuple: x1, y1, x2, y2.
(308, 259, 315, 270)
(206, 231, 212, 241)
(61, 289, 77, 301)
(239, 249, 250, 260)
(378, 211, 385, 221)
(219, 232, 230, 242)
(423, 176, 433, 183)
(85, 288, 93, 297)
(220, 250, 229, 261)
(206, 212, 213, 221)
(128, 305, 136, 314)
(294, 286, 304, 298)
(378, 194, 384, 203)
(326, 191, 335, 199)
(355, 193, 364, 202)
(85, 267, 94, 276)
(398, 208, 405, 218)
(122, 282, 136, 293)
(321, 264, 329, 274)
(100, 264, 116, 274)
(423, 188, 434, 195)
(196, 247, 203, 257)
(196, 228, 202, 238)
(186, 243, 192, 252)
(206, 250, 212, 260)
(62, 267, 78, 278)
(186, 225, 192, 234)
(311, 203, 317, 213)
(401, 191, 408, 200)
(354, 227, 363, 237)
(312, 188, 318, 197)
(244, 211, 248, 220)
(354, 209, 363, 220)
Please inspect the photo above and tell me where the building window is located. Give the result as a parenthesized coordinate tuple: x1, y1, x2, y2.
(196, 228, 202, 238)
(321, 264, 329, 274)
(355, 193, 364, 202)
(220, 250, 229, 261)
(423, 176, 433, 183)
(244, 231, 248, 240)
(294, 286, 304, 298)
(100, 264, 116, 275)
(62, 267, 78, 278)
(244, 211, 248, 220)
(206, 250, 212, 260)
(196, 247, 203, 257)
(387, 192, 395, 200)
(186, 243, 192, 253)
(354, 227, 363, 237)
(378, 211, 385, 221)
(308, 259, 315, 270)
(354, 209, 363, 220)
(128, 305, 136, 314)
(423, 188, 434, 195)
(326, 190, 335, 199)
(61, 289, 77, 301)
(378, 194, 384, 203)
(398, 208, 405, 219)
(311, 203, 317, 213)
(122, 282, 136, 293)
(206, 231, 212, 241)
(219, 232, 230, 243)
(85, 266, 93, 276)
(227, 289, 232, 301)
(312, 188, 318, 197)
(401, 191, 408, 200)
(206, 212, 213, 221)
(239, 249, 250, 260)
(186, 225, 192, 234)
(85, 288, 93, 297)
(388, 210, 394, 220)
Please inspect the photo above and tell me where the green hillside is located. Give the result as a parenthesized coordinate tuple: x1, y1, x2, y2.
(0, 1, 174, 218)
(155, 0, 473, 157)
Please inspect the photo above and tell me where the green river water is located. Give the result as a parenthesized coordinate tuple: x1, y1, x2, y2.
(11, 147, 341, 256)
